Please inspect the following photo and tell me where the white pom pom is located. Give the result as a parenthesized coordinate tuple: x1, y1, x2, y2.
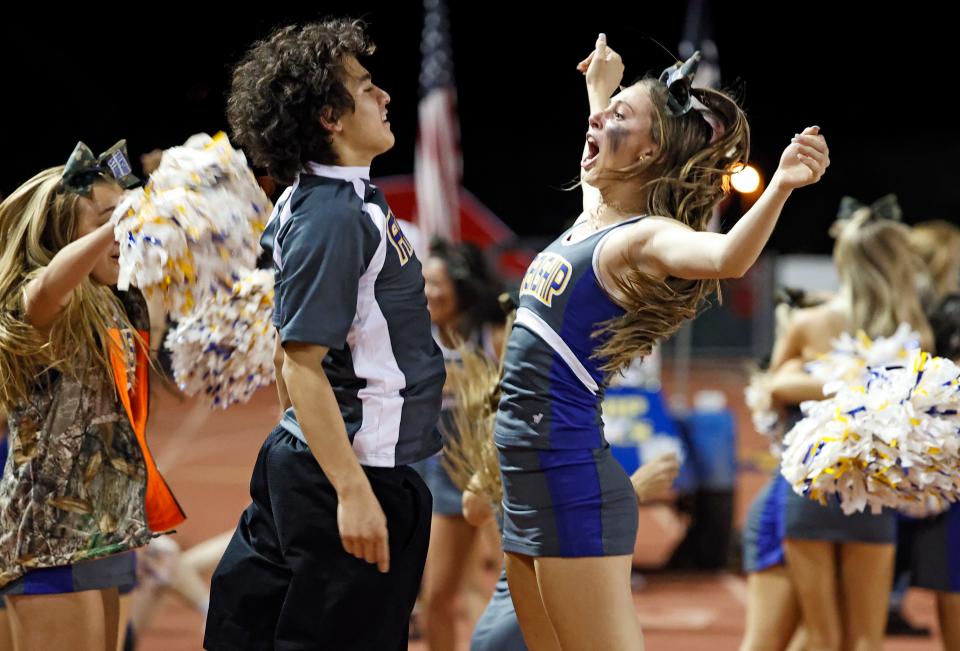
(806, 324, 921, 392)
(164, 269, 277, 408)
(114, 132, 272, 319)
(782, 341, 960, 515)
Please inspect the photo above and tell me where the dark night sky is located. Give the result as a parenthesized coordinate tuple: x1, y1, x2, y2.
(1, 2, 957, 253)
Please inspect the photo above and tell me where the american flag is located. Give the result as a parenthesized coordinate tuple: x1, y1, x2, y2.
(414, 0, 461, 243)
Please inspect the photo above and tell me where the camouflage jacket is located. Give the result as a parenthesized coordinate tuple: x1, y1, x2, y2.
(0, 288, 184, 588)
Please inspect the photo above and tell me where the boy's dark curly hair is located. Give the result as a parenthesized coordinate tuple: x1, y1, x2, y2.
(227, 18, 374, 184)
